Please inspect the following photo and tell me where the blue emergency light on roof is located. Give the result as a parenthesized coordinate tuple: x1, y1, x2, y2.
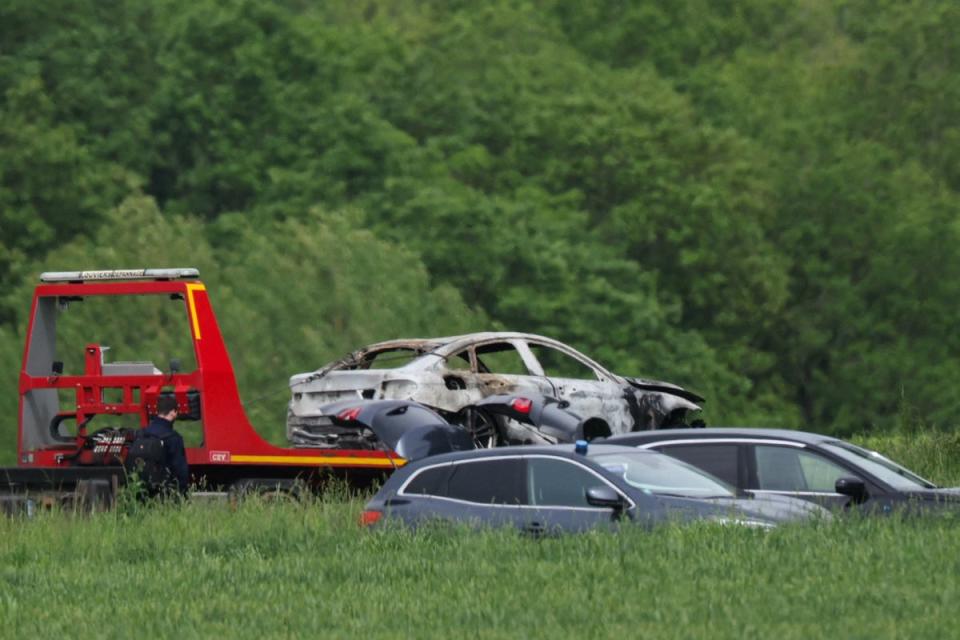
(39, 268, 200, 283)
(575, 439, 588, 455)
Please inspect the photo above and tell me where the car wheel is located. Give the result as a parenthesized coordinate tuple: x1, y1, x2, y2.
(458, 408, 501, 449)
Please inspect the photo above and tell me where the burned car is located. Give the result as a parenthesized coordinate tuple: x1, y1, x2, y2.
(287, 332, 703, 448)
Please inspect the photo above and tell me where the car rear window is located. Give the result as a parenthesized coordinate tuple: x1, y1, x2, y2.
(404, 465, 450, 496)
(657, 444, 740, 488)
(357, 348, 421, 369)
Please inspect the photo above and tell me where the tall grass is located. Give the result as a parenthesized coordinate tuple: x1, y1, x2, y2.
(2, 436, 959, 639)
(851, 429, 960, 486)
(2, 495, 960, 639)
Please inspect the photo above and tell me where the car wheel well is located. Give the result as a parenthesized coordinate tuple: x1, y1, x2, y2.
(444, 375, 466, 390)
(582, 417, 611, 441)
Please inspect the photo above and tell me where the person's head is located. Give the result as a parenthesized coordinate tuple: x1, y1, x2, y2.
(156, 395, 179, 421)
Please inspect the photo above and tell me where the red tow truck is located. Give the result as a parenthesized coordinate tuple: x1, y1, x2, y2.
(2, 268, 402, 512)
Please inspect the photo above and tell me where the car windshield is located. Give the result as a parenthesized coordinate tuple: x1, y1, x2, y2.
(590, 451, 735, 498)
(822, 443, 936, 490)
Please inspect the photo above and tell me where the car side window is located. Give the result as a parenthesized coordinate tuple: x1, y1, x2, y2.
(475, 343, 529, 375)
(446, 459, 526, 505)
(527, 457, 606, 507)
(404, 465, 451, 496)
(754, 445, 853, 492)
(445, 349, 472, 372)
(361, 348, 420, 369)
(657, 444, 739, 488)
(526, 344, 600, 380)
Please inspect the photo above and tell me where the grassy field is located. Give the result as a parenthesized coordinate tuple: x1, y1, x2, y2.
(852, 429, 960, 486)
(2, 432, 960, 639)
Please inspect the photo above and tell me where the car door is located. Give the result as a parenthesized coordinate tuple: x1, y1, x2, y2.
(521, 456, 628, 534)
(746, 443, 862, 508)
(471, 340, 553, 397)
(468, 341, 555, 442)
(426, 347, 484, 410)
(523, 341, 630, 433)
(398, 457, 529, 529)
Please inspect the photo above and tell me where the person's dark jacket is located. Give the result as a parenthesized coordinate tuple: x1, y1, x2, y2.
(143, 416, 189, 494)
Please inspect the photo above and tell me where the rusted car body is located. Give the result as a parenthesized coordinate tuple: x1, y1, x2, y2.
(287, 332, 703, 448)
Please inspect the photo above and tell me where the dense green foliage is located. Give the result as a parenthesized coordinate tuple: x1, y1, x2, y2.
(2, 1, 959, 455)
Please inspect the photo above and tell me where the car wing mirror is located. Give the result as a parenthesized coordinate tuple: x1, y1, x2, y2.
(586, 485, 625, 511)
(835, 477, 868, 503)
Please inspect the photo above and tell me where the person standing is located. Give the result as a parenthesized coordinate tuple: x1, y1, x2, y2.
(140, 394, 189, 496)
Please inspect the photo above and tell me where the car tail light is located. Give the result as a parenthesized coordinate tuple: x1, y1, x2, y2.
(510, 397, 533, 414)
(359, 509, 382, 526)
(337, 407, 362, 421)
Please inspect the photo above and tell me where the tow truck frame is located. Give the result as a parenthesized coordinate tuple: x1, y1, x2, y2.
(2, 268, 402, 512)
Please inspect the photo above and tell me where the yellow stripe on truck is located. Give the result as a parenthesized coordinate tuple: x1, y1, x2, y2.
(186, 283, 205, 340)
(231, 454, 406, 468)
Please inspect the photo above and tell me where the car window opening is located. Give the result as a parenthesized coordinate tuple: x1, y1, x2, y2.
(592, 452, 734, 498)
(823, 442, 936, 490)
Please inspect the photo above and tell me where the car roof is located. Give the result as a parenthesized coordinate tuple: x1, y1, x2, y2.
(604, 427, 841, 446)
(354, 332, 594, 357)
(396, 443, 646, 470)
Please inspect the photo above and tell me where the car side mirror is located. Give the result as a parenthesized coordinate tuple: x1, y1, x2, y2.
(586, 485, 624, 512)
(835, 477, 868, 503)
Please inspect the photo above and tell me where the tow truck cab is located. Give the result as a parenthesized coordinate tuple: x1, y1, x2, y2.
(14, 268, 399, 497)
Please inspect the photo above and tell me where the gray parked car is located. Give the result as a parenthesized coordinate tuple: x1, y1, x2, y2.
(605, 428, 960, 513)
(288, 332, 703, 449)
(360, 443, 830, 533)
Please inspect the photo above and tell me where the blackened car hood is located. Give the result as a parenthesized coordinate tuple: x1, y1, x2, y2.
(623, 377, 705, 404)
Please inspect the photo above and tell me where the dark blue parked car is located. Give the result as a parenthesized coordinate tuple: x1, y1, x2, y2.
(604, 428, 960, 513)
(360, 443, 828, 532)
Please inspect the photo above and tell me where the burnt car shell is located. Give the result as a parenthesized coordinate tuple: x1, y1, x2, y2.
(288, 332, 704, 449)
